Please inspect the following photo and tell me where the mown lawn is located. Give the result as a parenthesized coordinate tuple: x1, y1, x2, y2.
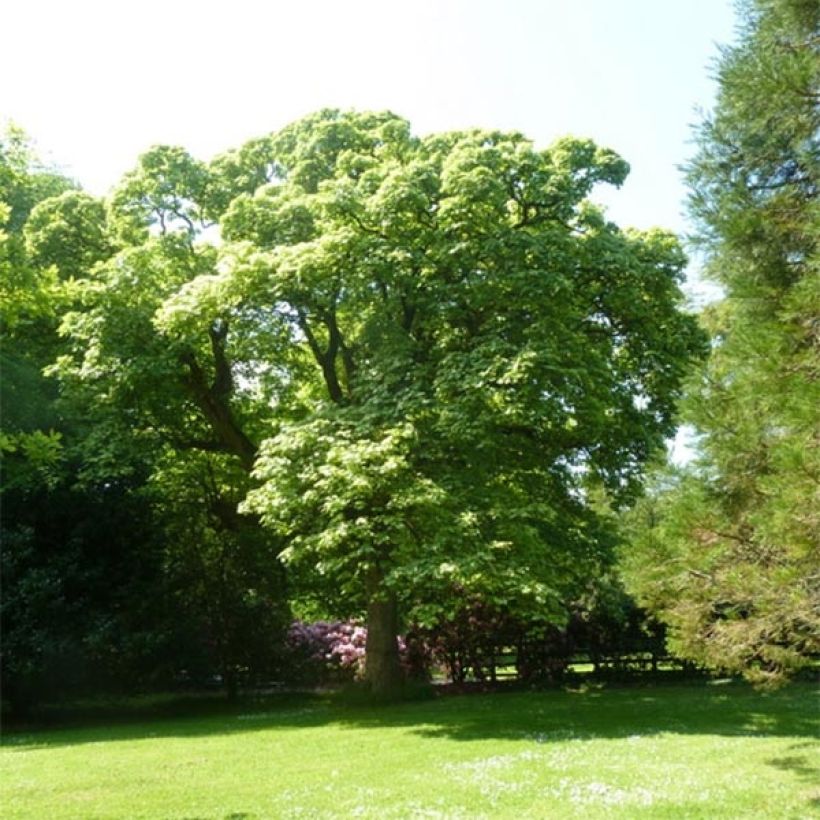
(1, 683, 817, 819)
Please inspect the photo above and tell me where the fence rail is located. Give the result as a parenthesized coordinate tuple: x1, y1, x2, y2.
(436, 645, 698, 684)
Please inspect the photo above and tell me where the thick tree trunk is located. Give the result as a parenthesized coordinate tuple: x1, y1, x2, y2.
(364, 565, 403, 696)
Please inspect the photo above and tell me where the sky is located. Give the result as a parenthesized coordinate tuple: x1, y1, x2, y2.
(4, 0, 736, 234)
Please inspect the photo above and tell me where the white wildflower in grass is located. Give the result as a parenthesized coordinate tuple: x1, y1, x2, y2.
(396, 803, 480, 820)
(548, 778, 656, 807)
(444, 749, 544, 776)
(443, 750, 546, 805)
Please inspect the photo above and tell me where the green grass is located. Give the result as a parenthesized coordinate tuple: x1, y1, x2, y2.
(2, 682, 818, 818)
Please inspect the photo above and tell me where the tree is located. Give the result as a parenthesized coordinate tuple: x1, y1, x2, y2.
(621, 0, 819, 686)
(52, 111, 703, 695)
(1, 125, 75, 434)
(147, 450, 290, 699)
(227, 112, 703, 692)
(1, 131, 287, 709)
(0, 130, 170, 712)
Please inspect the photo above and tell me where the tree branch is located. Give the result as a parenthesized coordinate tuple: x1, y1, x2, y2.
(209, 319, 234, 399)
(180, 342, 257, 472)
(297, 307, 345, 404)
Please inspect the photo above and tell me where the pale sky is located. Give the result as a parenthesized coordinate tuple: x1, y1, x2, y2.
(4, 0, 734, 234)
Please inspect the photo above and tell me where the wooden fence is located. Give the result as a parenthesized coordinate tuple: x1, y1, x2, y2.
(436, 643, 697, 684)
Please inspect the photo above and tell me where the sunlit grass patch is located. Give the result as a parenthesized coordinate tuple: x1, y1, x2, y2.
(1, 683, 817, 819)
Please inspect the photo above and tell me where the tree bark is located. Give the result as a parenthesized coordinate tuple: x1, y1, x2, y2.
(364, 564, 403, 695)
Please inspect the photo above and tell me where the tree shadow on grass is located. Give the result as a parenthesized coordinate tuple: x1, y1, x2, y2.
(766, 742, 820, 808)
(3, 681, 817, 751)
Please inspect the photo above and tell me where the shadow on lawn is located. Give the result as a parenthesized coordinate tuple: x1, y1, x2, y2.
(3, 681, 817, 753)
(766, 742, 820, 804)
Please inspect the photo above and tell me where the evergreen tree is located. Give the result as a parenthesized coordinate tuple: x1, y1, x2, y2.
(622, 0, 819, 686)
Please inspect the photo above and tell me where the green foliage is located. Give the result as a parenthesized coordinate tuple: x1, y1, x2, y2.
(621, 0, 819, 687)
(0, 129, 286, 711)
(0, 125, 75, 327)
(147, 451, 290, 695)
(24, 191, 113, 281)
(0, 127, 98, 449)
(0, 474, 176, 713)
(247, 419, 442, 601)
(230, 113, 702, 688)
(0, 125, 74, 233)
(66, 112, 701, 690)
(9, 110, 704, 698)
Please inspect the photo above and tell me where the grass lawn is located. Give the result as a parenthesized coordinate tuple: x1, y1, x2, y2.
(1, 682, 818, 819)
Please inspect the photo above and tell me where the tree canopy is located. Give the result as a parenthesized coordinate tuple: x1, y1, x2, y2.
(4, 111, 704, 696)
(56, 111, 699, 691)
(0, 130, 289, 709)
(621, 0, 819, 686)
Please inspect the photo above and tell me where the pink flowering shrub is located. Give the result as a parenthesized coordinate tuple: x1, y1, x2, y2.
(285, 620, 411, 683)
(286, 620, 366, 682)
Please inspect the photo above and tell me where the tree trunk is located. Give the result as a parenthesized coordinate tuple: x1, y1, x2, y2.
(224, 666, 239, 702)
(364, 565, 403, 696)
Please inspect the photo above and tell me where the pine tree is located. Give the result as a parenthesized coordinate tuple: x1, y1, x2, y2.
(622, 0, 819, 686)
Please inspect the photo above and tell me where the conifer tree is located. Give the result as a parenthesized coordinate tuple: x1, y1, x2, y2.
(623, 0, 819, 686)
